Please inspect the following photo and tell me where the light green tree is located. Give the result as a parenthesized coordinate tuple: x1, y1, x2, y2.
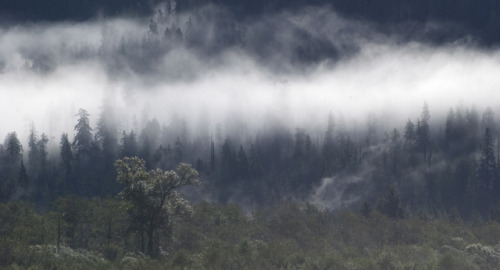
(114, 157, 200, 256)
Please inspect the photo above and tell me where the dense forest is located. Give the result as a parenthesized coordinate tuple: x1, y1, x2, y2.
(3, 0, 500, 269)
(2, 102, 500, 219)
(1, 0, 500, 44)
(2, 101, 500, 268)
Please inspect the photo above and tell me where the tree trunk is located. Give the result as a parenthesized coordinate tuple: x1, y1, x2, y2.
(147, 222, 155, 256)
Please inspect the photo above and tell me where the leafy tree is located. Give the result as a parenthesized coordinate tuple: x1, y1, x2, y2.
(56, 196, 84, 248)
(114, 157, 200, 256)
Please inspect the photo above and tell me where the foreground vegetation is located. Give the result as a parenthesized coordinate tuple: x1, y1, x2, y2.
(2, 198, 500, 269)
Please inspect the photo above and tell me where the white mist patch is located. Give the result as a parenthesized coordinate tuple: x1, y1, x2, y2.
(309, 175, 365, 210)
(1, 12, 500, 148)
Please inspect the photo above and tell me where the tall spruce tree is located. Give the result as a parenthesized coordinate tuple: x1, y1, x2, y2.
(478, 127, 497, 214)
(60, 133, 73, 193)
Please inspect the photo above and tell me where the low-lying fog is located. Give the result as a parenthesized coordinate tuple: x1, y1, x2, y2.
(0, 5, 498, 151)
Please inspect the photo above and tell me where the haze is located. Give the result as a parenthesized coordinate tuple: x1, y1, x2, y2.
(0, 6, 499, 150)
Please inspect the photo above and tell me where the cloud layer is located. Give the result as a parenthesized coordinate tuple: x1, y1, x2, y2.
(0, 7, 499, 150)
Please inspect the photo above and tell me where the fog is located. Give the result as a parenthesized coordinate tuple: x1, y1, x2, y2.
(2, 5, 500, 210)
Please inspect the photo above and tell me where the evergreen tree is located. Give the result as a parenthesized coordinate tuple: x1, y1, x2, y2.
(445, 108, 456, 143)
(478, 127, 497, 214)
(210, 137, 216, 172)
(174, 137, 183, 163)
(72, 108, 97, 195)
(390, 128, 402, 176)
(404, 119, 416, 143)
(0, 133, 22, 201)
(378, 187, 405, 219)
(237, 145, 249, 179)
(18, 161, 29, 190)
(322, 112, 336, 174)
(248, 143, 262, 178)
(481, 107, 497, 136)
(417, 102, 431, 163)
(35, 133, 49, 199)
(28, 127, 40, 179)
(60, 133, 73, 193)
(121, 130, 138, 158)
(220, 138, 236, 182)
(72, 108, 93, 158)
(96, 103, 119, 171)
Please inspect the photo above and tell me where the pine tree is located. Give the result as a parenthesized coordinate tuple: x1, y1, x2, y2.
(237, 145, 249, 178)
(404, 119, 416, 142)
(97, 103, 118, 171)
(322, 112, 336, 174)
(378, 187, 405, 218)
(73, 108, 93, 158)
(28, 127, 40, 179)
(417, 102, 431, 164)
(60, 133, 73, 193)
(478, 127, 497, 213)
(121, 130, 138, 158)
(210, 137, 216, 172)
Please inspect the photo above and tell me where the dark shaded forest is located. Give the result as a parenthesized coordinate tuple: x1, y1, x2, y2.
(3, 101, 500, 268)
(2, 102, 500, 219)
(2, 0, 500, 44)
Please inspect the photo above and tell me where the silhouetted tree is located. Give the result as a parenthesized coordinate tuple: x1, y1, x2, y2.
(73, 109, 93, 158)
(478, 127, 497, 214)
(237, 145, 249, 179)
(417, 102, 431, 164)
(120, 130, 139, 158)
(60, 133, 73, 193)
(378, 187, 405, 219)
(322, 112, 336, 174)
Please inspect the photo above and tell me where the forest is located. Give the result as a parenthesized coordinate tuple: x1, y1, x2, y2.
(3, 0, 500, 269)
(2, 101, 500, 268)
(2, 0, 500, 45)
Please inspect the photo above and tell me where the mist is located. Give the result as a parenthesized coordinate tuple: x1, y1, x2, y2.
(2, 5, 500, 209)
(1, 9, 498, 135)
